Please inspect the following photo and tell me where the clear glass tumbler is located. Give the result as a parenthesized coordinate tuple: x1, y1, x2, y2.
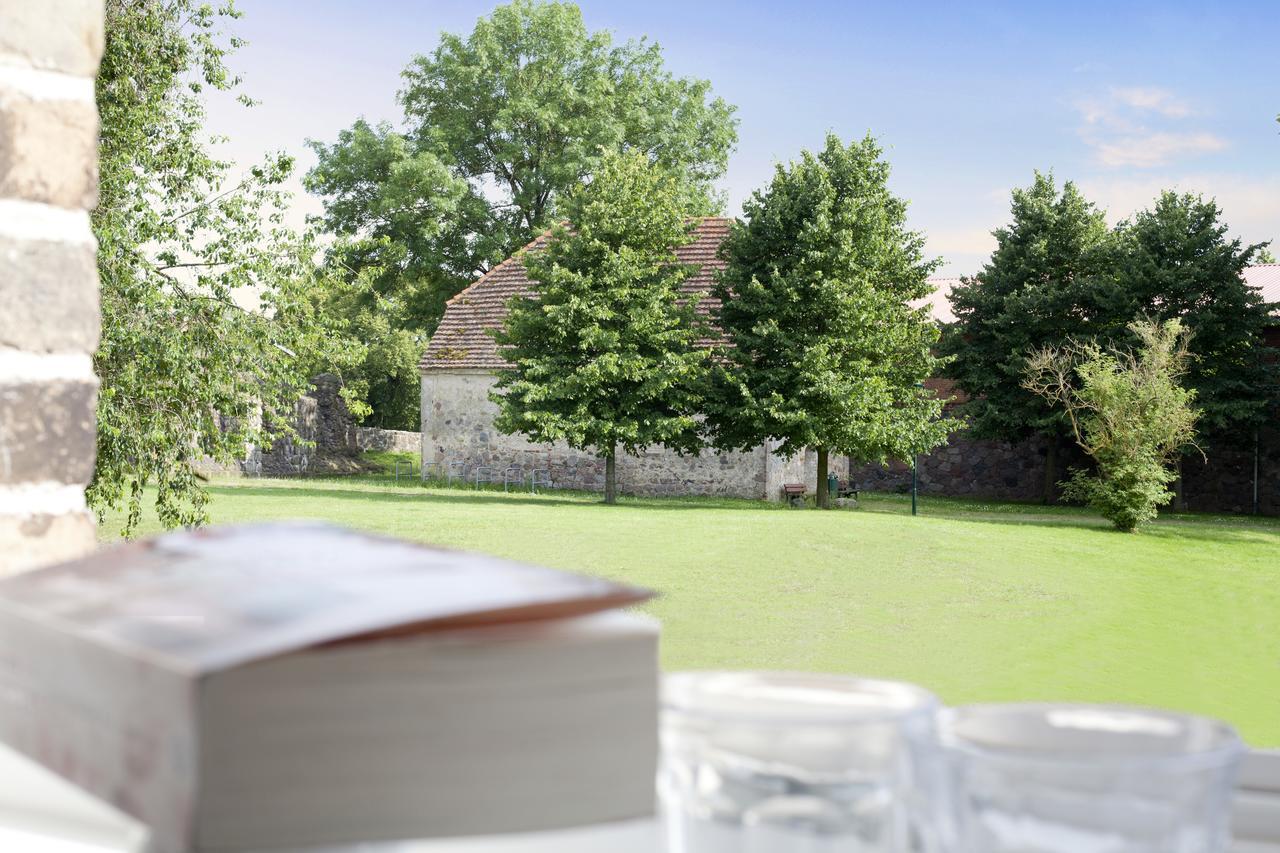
(659, 671, 947, 853)
(941, 703, 1244, 852)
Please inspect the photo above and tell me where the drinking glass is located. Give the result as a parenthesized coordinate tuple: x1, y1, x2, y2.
(941, 703, 1244, 852)
(659, 671, 947, 852)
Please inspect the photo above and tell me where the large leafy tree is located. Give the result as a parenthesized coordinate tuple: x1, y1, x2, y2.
(707, 134, 954, 509)
(93, 0, 356, 534)
(940, 173, 1113, 503)
(491, 150, 708, 504)
(306, 0, 737, 423)
(1104, 192, 1277, 442)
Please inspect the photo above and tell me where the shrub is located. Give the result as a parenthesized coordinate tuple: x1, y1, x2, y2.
(1024, 319, 1200, 532)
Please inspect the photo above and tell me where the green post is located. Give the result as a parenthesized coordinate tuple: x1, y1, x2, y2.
(911, 454, 918, 516)
(912, 381, 925, 516)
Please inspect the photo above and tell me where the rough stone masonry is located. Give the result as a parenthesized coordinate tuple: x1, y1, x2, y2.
(0, 0, 104, 572)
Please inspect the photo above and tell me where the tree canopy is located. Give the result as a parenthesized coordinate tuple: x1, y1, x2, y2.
(940, 173, 1113, 501)
(307, 0, 737, 334)
(490, 150, 709, 504)
(1105, 192, 1276, 441)
(92, 0, 356, 534)
(305, 0, 737, 426)
(707, 133, 954, 508)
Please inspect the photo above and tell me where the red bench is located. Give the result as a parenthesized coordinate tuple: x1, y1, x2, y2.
(781, 483, 806, 507)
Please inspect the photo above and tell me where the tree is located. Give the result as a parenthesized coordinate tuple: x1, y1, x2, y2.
(1258, 247, 1277, 264)
(490, 150, 708, 504)
(92, 0, 356, 535)
(1105, 193, 1276, 448)
(707, 134, 954, 509)
(940, 173, 1113, 503)
(1024, 319, 1200, 532)
(306, 0, 737, 423)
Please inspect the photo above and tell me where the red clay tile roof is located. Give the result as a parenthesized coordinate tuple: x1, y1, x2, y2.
(421, 217, 732, 372)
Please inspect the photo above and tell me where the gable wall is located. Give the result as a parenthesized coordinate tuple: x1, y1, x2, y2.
(422, 370, 784, 499)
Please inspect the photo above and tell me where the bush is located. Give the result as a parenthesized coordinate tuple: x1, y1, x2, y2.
(1024, 319, 1200, 532)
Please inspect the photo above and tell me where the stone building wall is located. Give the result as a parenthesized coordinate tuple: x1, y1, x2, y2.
(0, 0, 104, 573)
(422, 369, 805, 499)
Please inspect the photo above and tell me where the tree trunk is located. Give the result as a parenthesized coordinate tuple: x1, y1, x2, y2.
(816, 447, 830, 509)
(604, 448, 617, 505)
(1173, 455, 1185, 513)
(1042, 435, 1058, 505)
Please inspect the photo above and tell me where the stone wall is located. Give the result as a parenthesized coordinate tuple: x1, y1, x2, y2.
(356, 427, 421, 455)
(253, 373, 368, 475)
(422, 369, 791, 499)
(1181, 429, 1280, 516)
(851, 431, 1055, 501)
(850, 425, 1279, 515)
(0, 0, 104, 573)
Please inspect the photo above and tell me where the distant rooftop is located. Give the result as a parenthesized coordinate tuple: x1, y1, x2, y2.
(1245, 264, 1280, 312)
(421, 245, 1277, 373)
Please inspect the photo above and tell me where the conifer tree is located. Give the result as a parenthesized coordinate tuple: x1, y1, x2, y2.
(940, 173, 1113, 502)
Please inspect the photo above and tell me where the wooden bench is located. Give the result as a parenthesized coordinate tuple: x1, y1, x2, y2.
(835, 479, 860, 501)
(781, 483, 807, 507)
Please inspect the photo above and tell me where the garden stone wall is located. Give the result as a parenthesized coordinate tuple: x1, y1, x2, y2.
(1181, 428, 1280, 516)
(850, 431, 1054, 501)
(356, 427, 421, 455)
(422, 369, 800, 499)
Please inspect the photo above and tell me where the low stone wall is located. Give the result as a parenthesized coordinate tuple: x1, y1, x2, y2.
(355, 427, 421, 455)
(850, 425, 1278, 515)
(421, 369, 790, 498)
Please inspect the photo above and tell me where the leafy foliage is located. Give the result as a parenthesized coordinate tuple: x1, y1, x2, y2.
(306, 0, 737, 424)
(707, 134, 955, 507)
(1105, 192, 1277, 441)
(92, 0, 357, 535)
(1025, 319, 1200, 532)
(490, 151, 708, 503)
(941, 173, 1113, 445)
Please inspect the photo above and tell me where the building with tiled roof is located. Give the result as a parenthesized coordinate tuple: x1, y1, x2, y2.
(419, 218, 817, 499)
(420, 218, 958, 372)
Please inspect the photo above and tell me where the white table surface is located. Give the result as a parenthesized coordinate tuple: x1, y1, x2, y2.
(0, 743, 657, 853)
(2, 743, 1275, 852)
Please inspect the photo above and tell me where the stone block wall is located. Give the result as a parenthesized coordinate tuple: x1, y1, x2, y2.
(0, 0, 104, 573)
(355, 427, 422, 455)
(851, 431, 1054, 502)
(422, 369, 785, 498)
(1181, 428, 1280, 516)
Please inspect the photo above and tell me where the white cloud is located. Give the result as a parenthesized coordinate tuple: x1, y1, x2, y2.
(1078, 173, 1280, 245)
(1092, 131, 1229, 168)
(1075, 86, 1227, 169)
(1109, 86, 1193, 118)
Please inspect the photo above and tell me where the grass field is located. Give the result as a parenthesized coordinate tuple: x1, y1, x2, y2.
(99, 477, 1280, 746)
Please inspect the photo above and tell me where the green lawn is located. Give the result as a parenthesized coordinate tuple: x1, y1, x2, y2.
(99, 478, 1280, 746)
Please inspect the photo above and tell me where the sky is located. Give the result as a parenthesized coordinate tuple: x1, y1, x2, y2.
(205, 0, 1280, 276)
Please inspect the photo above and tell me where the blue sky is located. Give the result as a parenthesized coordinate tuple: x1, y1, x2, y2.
(206, 0, 1280, 275)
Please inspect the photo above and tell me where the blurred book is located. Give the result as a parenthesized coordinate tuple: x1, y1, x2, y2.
(0, 523, 659, 852)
